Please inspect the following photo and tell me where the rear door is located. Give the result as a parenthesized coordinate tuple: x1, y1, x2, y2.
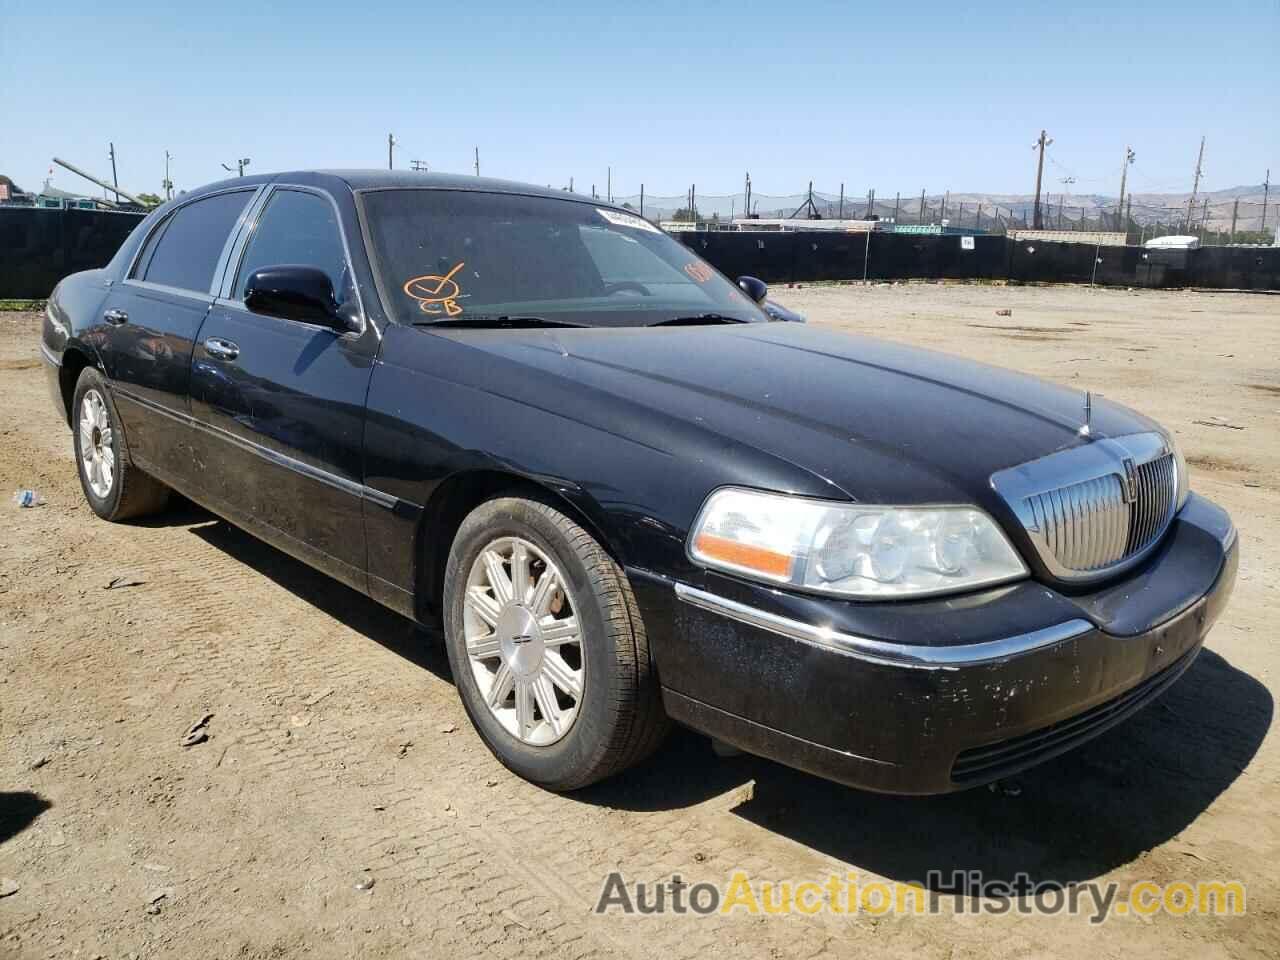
(188, 185, 377, 591)
(100, 188, 257, 483)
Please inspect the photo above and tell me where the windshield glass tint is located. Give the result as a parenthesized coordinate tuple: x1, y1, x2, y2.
(361, 189, 763, 327)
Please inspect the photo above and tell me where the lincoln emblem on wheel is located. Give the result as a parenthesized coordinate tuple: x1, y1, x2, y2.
(39, 171, 1237, 794)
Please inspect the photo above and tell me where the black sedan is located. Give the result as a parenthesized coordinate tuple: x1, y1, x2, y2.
(40, 171, 1237, 794)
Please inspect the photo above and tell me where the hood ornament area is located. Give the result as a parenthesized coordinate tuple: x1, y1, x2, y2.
(1078, 390, 1093, 438)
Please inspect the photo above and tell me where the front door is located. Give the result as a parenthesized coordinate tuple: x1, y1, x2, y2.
(187, 186, 377, 592)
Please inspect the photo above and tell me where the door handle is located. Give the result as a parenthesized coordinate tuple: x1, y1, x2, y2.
(204, 337, 240, 361)
(103, 309, 128, 325)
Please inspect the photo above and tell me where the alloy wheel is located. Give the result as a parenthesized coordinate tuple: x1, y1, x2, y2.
(78, 388, 115, 499)
(462, 536, 585, 746)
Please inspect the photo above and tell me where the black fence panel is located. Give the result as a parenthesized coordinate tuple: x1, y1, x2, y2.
(0, 207, 145, 299)
(1186, 246, 1280, 291)
(680, 231, 800, 284)
(1133, 248, 1191, 288)
(870, 233, 1008, 280)
(1090, 245, 1143, 287)
(1007, 239, 1099, 285)
(681, 230, 1278, 290)
(796, 232, 867, 282)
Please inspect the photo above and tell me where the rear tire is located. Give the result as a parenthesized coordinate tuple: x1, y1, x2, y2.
(442, 496, 669, 790)
(72, 367, 170, 522)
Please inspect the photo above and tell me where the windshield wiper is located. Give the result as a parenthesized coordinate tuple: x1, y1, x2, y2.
(415, 315, 586, 329)
(647, 313, 748, 327)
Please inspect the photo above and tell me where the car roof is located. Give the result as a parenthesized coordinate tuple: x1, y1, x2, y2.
(181, 170, 607, 206)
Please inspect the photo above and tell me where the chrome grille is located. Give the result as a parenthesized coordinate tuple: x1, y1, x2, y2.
(990, 433, 1180, 583)
(1024, 473, 1131, 571)
(1126, 454, 1177, 555)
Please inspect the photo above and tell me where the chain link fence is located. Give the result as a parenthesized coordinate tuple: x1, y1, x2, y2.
(599, 187, 1275, 243)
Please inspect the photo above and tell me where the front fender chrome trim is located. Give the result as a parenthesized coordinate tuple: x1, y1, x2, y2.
(674, 583, 1092, 671)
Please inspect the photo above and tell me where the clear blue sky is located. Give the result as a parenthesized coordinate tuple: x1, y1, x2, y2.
(1, 0, 1275, 200)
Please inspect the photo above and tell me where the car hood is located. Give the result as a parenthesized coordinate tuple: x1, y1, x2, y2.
(426, 322, 1160, 505)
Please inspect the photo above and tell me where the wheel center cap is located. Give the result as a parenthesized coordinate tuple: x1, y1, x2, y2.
(91, 426, 102, 451)
(496, 603, 544, 678)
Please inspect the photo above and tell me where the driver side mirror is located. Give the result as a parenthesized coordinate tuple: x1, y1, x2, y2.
(737, 275, 768, 304)
(244, 265, 357, 332)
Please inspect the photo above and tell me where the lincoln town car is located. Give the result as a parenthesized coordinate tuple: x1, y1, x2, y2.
(40, 172, 1237, 793)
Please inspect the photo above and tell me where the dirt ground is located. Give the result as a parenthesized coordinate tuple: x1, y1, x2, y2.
(1, 284, 1277, 959)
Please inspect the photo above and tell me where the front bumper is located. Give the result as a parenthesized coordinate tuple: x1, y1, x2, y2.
(634, 493, 1238, 794)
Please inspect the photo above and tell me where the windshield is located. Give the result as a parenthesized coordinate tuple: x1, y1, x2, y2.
(360, 189, 765, 327)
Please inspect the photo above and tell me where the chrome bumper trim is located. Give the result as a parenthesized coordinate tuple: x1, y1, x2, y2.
(39, 342, 61, 367)
(674, 583, 1092, 671)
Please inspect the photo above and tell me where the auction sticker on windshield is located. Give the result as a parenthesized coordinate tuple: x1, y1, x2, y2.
(596, 208, 661, 234)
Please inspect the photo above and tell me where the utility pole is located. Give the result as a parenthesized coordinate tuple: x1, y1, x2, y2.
(1230, 197, 1239, 242)
(893, 192, 900, 223)
(221, 158, 250, 177)
(942, 190, 949, 221)
(838, 183, 844, 219)
(475, 147, 480, 176)
(163, 150, 173, 201)
(919, 189, 926, 224)
(1125, 195, 1132, 235)
(1262, 169, 1271, 233)
(1117, 146, 1135, 230)
(866, 188, 875, 219)
(108, 142, 119, 194)
(388, 133, 396, 170)
(1032, 129, 1052, 229)
(1201, 197, 1210, 237)
(1184, 135, 1205, 230)
(607, 166, 611, 202)
(639, 184, 644, 218)
(744, 172, 751, 219)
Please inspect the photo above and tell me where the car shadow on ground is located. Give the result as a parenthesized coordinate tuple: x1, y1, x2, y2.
(182, 511, 1272, 888)
(0, 792, 52, 846)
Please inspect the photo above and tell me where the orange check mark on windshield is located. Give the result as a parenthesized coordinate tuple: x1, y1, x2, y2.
(404, 261, 467, 316)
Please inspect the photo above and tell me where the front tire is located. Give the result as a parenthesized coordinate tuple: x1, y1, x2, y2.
(443, 496, 668, 790)
(72, 367, 169, 521)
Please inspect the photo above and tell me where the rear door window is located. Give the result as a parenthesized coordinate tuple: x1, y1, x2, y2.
(141, 190, 253, 293)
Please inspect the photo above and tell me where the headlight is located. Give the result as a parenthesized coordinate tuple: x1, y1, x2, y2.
(688, 487, 1027, 599)
(1169, 433, 1190, 509)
